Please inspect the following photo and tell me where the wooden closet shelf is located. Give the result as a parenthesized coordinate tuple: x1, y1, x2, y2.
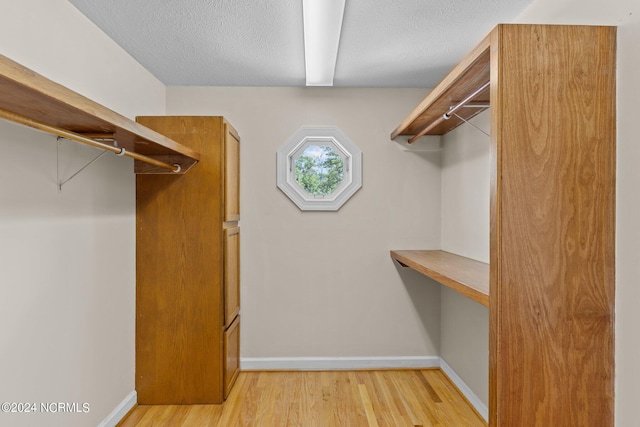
(390, 250, 489, 307)
(389, 25, 616, 424)
(0, 54, 199, 174)
(391, 34, 491, 139)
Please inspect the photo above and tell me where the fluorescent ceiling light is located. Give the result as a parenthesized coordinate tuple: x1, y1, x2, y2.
(302, 0, 346, 86)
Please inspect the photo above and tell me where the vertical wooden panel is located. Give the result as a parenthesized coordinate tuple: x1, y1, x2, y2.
(224, 226, 240, 327)
(224, 316, 240, 399)
(491, 25, 616, 426)
(136, 116, 225, 404)
(487, 25, 502, 426)
(224, 122, 240, 222)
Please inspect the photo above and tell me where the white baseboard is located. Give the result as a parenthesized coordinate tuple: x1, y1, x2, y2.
(440, 359, 488, 422)
(97, 390, 137, 427)
(241, 356, 440, 371)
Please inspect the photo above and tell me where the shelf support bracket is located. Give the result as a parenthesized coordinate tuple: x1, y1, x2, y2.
(57, 137, 109, 192)
(452, 112, 490, 138)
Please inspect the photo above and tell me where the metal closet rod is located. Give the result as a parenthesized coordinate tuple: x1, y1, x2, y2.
(408, 81, 490, 144)
(0, 107, 181, 173)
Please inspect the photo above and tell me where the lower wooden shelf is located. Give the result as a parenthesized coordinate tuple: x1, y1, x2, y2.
(390, 250, 489, 307)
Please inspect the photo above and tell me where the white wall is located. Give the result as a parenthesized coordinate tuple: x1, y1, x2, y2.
(514, 2, 638, 425)
(167, 87, 443, 361)
(0, 0, 165, 426)
(441, 112, 490, 264)
(440, 111, 490, 408)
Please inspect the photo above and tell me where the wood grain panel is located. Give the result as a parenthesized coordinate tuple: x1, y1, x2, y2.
(136, 116, 226, 404)
(487, 25, 501, 426)
(120, 370, 486, 426)
(224, 122, 240, 222)
(391, 250, 489, 306)
(224, 226, 240, 327)
(491, 24, 616, 426)
(223, 316, 240, 399)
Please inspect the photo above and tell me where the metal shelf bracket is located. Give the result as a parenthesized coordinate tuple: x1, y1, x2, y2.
(56, 137, 113, 192)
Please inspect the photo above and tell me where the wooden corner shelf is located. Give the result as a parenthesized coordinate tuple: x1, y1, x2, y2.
(391, 24, 616, 425)
(390, 33, 491, 139)
(0, 54, 199, 174)
(391, 250, 489, 307)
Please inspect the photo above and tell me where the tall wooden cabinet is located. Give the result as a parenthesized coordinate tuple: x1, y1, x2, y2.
(136, 116, 240, 404)
(391, 25, 615, 426)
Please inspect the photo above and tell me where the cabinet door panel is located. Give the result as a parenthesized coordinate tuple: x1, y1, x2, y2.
(224, 316, 240, 398)
(224, 123, 240, 222)
(224, 226, 240, 327)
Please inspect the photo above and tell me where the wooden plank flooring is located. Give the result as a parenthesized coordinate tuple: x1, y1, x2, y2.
(118, 369, 486, 427)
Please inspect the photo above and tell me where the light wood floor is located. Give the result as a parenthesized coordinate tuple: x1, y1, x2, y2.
(119, 369, 486, 427)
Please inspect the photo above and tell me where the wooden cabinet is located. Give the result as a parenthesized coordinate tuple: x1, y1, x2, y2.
(136, 116, 241, 404)
(392, 25, 615, 426)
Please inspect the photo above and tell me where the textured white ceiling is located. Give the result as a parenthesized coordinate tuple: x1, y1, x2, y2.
(67, 0, 532, 87)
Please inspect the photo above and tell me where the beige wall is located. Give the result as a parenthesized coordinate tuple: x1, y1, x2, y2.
(441, 111, 490, 264)
(440, 111, 490, 407)
(0, 0, 165, 118)
(167, 87, 443, 359)
(514, 1, 638, 424)
(0, 0, 165, 426)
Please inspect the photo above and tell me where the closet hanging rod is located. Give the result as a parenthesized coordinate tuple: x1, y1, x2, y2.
(408, 81, 490, 143)
(462, 102, 490, 108)
(0, 107, 181, 173)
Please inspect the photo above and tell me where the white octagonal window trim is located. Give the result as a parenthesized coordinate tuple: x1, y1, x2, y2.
(277, 126, 362, 211)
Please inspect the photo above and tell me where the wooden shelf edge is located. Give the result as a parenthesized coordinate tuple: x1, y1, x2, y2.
(391, 30, 492, 139)
(0, 54, 200, 172)
(390, 250, 489, 307)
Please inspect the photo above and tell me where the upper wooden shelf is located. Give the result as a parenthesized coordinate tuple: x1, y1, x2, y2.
(391, 34, 491, 139)
(0, 54, 199, 173)
(391, 250, 489, 307)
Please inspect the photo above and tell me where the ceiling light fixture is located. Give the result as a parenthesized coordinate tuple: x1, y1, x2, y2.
(302, 0, 346, 86)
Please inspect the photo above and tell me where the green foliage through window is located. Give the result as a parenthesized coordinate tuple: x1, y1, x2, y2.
(295, 145, 344, 197)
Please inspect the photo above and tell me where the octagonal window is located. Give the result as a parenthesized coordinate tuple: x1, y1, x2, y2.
(277, 127, 362, 211)
(295, 145, 344, 197)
